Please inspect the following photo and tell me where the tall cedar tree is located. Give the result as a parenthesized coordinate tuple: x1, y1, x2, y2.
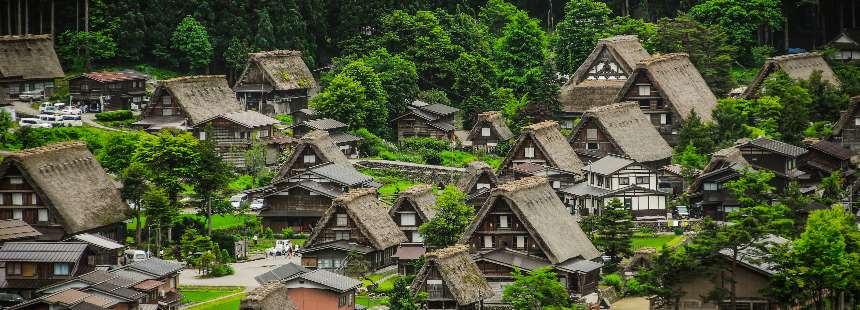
(418, 186, 474, 248)
(192, 128, 234, 235)
(170, 16, 214, 73)
(635, 244, 701, 309)
(799, 70, 850, 122)
(780, 181, 811, 238)
(252, 9, 276, 51)
(553, 0, 612, 76)
(762, 72, 812, 145)
(132, 130, 201, 205)
(142, 187, 178, 257)
(675, 110, 715, 155)
(688, 0, 782, 62)
(493, 11, 548, 96)
(120, 163, 149, 245)
(596, 198, 634, 272)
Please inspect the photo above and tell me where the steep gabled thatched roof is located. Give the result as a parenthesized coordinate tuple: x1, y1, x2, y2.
(0, 35, 64, 80)
(306, 188, 406, 250)
(500, 121, 584, 174)
(619, 53, 717, 122)
(0, 142, 131, 235)
(236, 50, 317, 91)
(571, 35, 650, 84)
(467, 111, 513, 142)
(274, 130, 351, 181)
(456, 161, 497, 193)
(389, 184, 437, 222)
(559, 80, 626, 114)
(830, 96, 860, 137)
(152, 76, 243, 126)
(410, 245, 493, 306)
(461, 176, 600, 263)
(571, 102, 672, 163)
(743, 53, 839, 98)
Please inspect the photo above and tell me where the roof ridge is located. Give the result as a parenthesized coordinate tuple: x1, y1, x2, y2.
(249, 50, 303, 59)
(334, 187, 377, 204)
(0, 141, 87, 158)
(0, 34, 53, 41)
(599, 35, 640, 43)
(160, 75, 227, 83)
(523, 120, 559, 132)
(401, 184, 434, 196)
(638, 53, 689, 67)
(587, 101, 637, 114)
(769, 52, 821, 62)
(496, 176, 547, 193)
(427, 244, 469, 260)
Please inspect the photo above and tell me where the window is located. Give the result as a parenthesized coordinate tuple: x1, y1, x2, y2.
(38, 209, 47, 222)
(335, 230, 350, 240)
(597, 176, 604, 187)
(639, 100, 650, 109)
(400, 213, 416, 226)
(412, 231, 424, 243)
(335, 213, 348, 226)
(483, 235, 494, 248)
(586, 143, 599, 150)
(9, 177, 22, 185)
(855, 117, 860, 126)
(481, 127, 491, 137)
(199, 131, 206, 140)
(476, 183, 491, 190)
(427, 279, 444, 299)
(552, 181, 561, 189)
(636, 176, 648, 184)
(704, 182, 718, 191)
(524, 147, 535, 158)
(7, 263, 20, 275)
(498, 215, 509, 228)
(318, 258, 333, 269)
(623, 198, 633, 209)
(258, 130, 269, 138)
(303, 155, 316, 164)
(619, 177, 629, 185)
(31, 194, 37, 205)
(586, 129, 598, 140)
(12, 209, 22, 220)
(660, 113, 667, 125)
(338, 292, 354, 307)
(162, 108, 173, 116)
(516, 236, 526, 249)
(638, 85, 651, 96)
(53, 263, 70, 276)
(11, 193, 22, 205)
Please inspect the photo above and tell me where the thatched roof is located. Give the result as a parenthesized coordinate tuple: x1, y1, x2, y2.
(237, 50, 317, 91)
(500, 121, 584, 174)
(830, 96, 860, 137)
(456, 161, 497, 193)
(153, 75, 243, 126)
(619, 53, 717, 122)
(571, 35, 650, 84)
(743, 53, 839, 98)
(389, 184, 437, 222)
(0, 142, 131, 235)
(559, 80, 626, 114)
(461, 176, 600, 263)
(274, 130, 351, 181)
(0, 35, 64, 80)
(467, 111, 513, 141)
(572, 102, 672, 163)
(306, 188, 406, 250)
(410, 245, 493, 306)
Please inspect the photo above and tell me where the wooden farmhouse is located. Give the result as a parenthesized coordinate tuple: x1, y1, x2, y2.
(290, 118, 363, 158)
(826, 28, 860, 61)
(558, 35, 650, 128)
(742, 53, 840, 98)
(499, 121, 583, 190)
(829, 96, 860, 152)
(233, 50, 318, 115)
(800, 139, 854, 185)
(0, 35, 64, 98)
(569, 102, 672, 168)
(0, 242, 93, 298)
(456, 161, 498, 209)
(66, 233, 125, 267)
(410, 245, 494, 310)
(68, 70, 148, 112)
(615, 53, 718, 146)
(465, 111, 513, 151)
(657, 164, 698, 196)
(0, 142, 131, 242)
(690, 138, 808, 220)
(393, 100, 460, 142)
(460, 176, 602, 301)
(561, 155, 667, 218)
(301, 188, 407, 273)
(252, 130, 377, 232)
(254, 263, 362, 310)
(135, 75, 281, 168)
(389, 184, 436, 275)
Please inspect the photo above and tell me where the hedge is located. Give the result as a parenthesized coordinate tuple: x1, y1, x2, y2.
(95, 110, 133, 121)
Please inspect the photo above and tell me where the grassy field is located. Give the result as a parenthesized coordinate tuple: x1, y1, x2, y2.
(127, 214, 248, 232)
(186, 293, 245, 310)
(357, 295, 388, 308)
(180, 286, 244, 304)
(632, 234, 685, 251)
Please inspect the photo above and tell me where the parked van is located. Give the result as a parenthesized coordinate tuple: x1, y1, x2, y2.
(60, 114, 83, 126)
(19, 118, 51, 128)
(38, 102, 56, 114)
(38, 114, 61, 125)
(123, 249, 148, 264)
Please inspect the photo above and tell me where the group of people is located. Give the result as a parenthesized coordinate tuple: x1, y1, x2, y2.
(266, 240, 300, 258)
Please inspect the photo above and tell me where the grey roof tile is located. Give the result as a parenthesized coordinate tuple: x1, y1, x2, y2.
(294, 269, 362, 292)
(254, 263, 309, 284)
(583, 155, 635, 175)
(0, 242, 87, 262)
(747, 137, 807, 157)
(125, 258, 183, 278)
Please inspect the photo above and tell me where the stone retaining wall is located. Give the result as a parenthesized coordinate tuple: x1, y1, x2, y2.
(353, 159, 465, 185)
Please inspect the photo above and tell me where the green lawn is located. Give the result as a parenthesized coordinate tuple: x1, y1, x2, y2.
(356, 295, 388, 308)
(631, 234, 685, 251)
(180, 286, 244, 304)
(186, 293, 245, 310)
(128, 214, 249, 232)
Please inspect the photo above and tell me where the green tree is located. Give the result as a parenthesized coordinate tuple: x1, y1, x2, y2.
(387, 277, 421, 310)
(192, 128, 234, 235)
(780, 181, 811, 238)
(132, 130, 201, 205)
(799, 70, 849, 122)
(57, 30, 117, 70)
(595, 198, 634, 272)
(418, 185, 474, 248)
(652, 14, 736, 97)
(310, 74, 371, 132)
(224, 37, 251, 82)
(452, 52, 497, 125)
(689, 0, 782, 62)
(762, 72, 812, 145)
(492, 11, 547, 95)
(142, 187, 178, 257)
(0, 110, 15, 149)
(675, 110, 715, 155)
(635, 245, 701, 309)
(243, 142, 267, 187)
(502, 266, 571, 309)
(600, 16, 657, 50)
(478, 0, 520, 36)
(360, 49, 419, 119)
(674, 142, 708, 186)
(120, 163, 149, 245)
(252, 9, 275, 51)
(170, 15, 213, 72)
(98, 132, 145, 174)
(553, 0, 612, 75)
(816, 170, 844, 207)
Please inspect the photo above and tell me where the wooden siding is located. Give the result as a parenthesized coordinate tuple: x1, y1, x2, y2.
(468, 199, 542, 257)
(142, 92, 184, 119)
(470, 120, 506, 147)
(618, 71, 682, 145)
(68, 76, 146, 111)
(569, 120, 620, 155)
(260, 187, 332, 232)
(738, 145, 794, 174)
(396, 113, 450, 141)
(390, 202, 425, 243)
(834, 110, 860, 152)
(0, 166, 58, 233)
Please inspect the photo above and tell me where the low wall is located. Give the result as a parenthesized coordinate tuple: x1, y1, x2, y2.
(353, 159, 465, 185)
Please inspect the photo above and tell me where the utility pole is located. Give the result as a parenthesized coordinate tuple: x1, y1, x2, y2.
(84, 0, 88, 32)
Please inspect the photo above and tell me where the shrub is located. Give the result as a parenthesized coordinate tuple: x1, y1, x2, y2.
(281, 227, 295, 239)
(210, 264, 234, 277)
(263, 227, 274, 239)
(94, 110, 133, 121)
(602, 273, 623, 291)
(624, 277, 644, 296)
(401, 137, 449, 154)
(274, 114, 293, 125)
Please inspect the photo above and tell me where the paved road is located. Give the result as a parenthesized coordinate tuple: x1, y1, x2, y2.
(611, 297, 650, 310)
(179, 255, 301, 289)
(8, 100, 127, 131)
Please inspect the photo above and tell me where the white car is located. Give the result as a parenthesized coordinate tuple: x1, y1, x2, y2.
(250, 199, 264, 211)
(230, 193, 247, 209)
(38, 102, 56, 114)
(60, 114, 83, 126)
(61, 107, 82, 115)
(19, 90, 44, 101)
(38, 114, 61, 125)
(19, 118, 51, 128)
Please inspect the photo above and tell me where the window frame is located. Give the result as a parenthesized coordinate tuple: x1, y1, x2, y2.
(619, 177, 630, 185)
(638, 85, 651, 96)
(400, 213, 416, 226)
(481, 127, 491, 137)
(53, 263, 71, 276)
(335, 213, 348, 227)
(524, 147, 535, 158)
(303, 154, 316, 164)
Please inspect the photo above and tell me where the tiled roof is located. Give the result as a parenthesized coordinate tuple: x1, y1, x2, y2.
(299, 118, 347, 131)
(308, 163, 374, 186)
(79, 270, 116, 284)
(254, 262, 309, 284)
(70, 233, 124, 250)
(583, 154, 634, 175)
(809, 140, 853, 160)
(292, 269, 362, 293)
(0, 219, 41, 241)
(82, 70, 147, 83)
(217, 110, 280, 128)
(747, 137, 807, 157)
(0, 242, 87, 262)
(124, 258, 183, 277)
(420, 103, 459, 116)
(133, 279, 164, 291)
